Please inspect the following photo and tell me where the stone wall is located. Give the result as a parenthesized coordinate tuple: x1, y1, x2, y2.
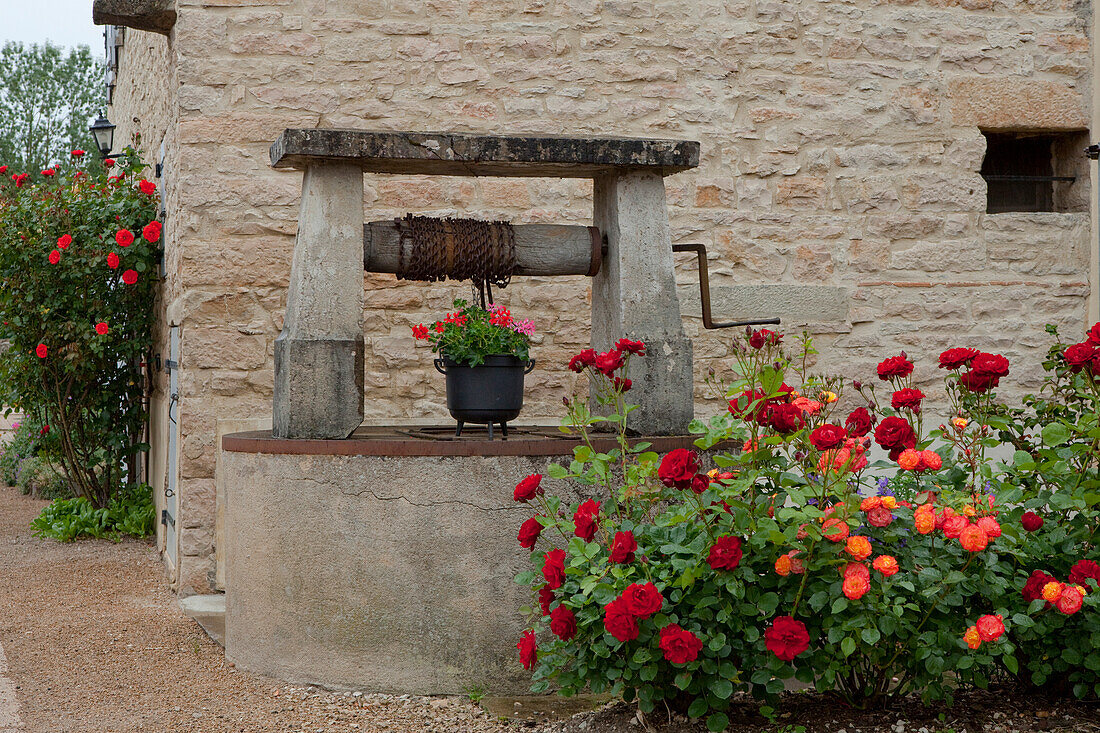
(111, 0, 1093, 593)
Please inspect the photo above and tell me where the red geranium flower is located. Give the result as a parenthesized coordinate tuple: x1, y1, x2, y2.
(57, 234, 72, 249)
(35, 344, 47, 359)
(549, 605, 577, 641)
(765, 616, 810, 661)
(615, 338, 645, 356)
(877, 354, 914, 381)
(517, 629, 537, 669)
(707, 535, 743, 570)
(116, 229, 135, 247)
(658, 448, 699, 489)
(622, 582, 663, 618)
(411, 324, 428, 340)
(659, 624, 703, 664)
(142, 221, 162, 242)
(573, 499, 600, 541)
(845, 407, 874, 437)
(94, 322, 109, 335)
(542, 548, 566, 589)
(810, 424, 847, 451)
(48, 249, 60, 264)
(138, 179, 157, 195)
(891, 388, 924, 413)
(513, 474, 544, 502)
(603, 596, 639, 642)
(609, 530, 637, 564)
(518, 516, 543, 549)
(107, 252, 120, 269)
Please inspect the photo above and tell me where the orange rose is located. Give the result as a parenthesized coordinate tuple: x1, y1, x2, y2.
(914, 511, 935, 535)
(842, 573, 870, 600)
(1042, 581, 1065, 604)
(976, 516, 1001, 538)
(920, 450, 942, 471)
(942, 515, 968, 539)
(787, 551, 805, 575)
(873, 555, 899, 577)
(897, 449, 921, 471)
(951, 417, 968, 431)
(846, 535, 872, 562)
(822, 517, 849, 543)
(964, 625, 981, 650)
(774, 554, 792, 576)
(962, 504, 977, 517)
(861, 496, 883, 512)
(881, 496, 898, 510)
(975, 614, 1005, 642)
(958, 524, 989, 552)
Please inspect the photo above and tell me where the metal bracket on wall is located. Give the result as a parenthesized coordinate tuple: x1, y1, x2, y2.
(672, 243, 781, 330)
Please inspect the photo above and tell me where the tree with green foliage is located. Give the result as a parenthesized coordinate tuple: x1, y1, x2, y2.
(0, 42, 103, 173)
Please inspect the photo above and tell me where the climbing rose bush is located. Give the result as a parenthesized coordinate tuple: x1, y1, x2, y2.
(0, 148, 160, 507)
(515, 327, 1098, 725)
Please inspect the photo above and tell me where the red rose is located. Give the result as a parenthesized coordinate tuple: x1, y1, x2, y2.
(609, 530, 637, 563)
(976, 516, 1001, 538)
(1087, 323, 1100, 347)
(728, 389, 769, 424)
(104, 158, 115, 168)
(767, 402, 804, 434)
(689, 473, 709, 495)
(94, 322, 109, 336)
(517, 629, 537, 669)
(573, 499, 600, 541)
(116, 229, 134, 247)
(748, 328, 781, 349)
(959, 370, 998, 393)
(593, 349, 624, 376)
(542, 548, 566, 589)
(810, 424, 847, 451)
(568, 348, 597, 372)
(891, 388, 924, 413)
(658, 448, 699, 489)
(615, 338, 645, 356)
(1068, 559, 1100, 586)
(621, 582, 663, 618)
(1021, 511, 1044, 532)
(972, 353, 1009, 378)
(659, 624, 703, 664)
(939, 347, 980, 370)
(518, 516, 543, 549)
(122, 269, 139, 284)
(48, 249, 60, 264)
(1063, 342, 1097, 373)
(603, 596, 639, 642)
(35, 343, 47, 359)
(874, 416, 916, 459)
(845, 407, 874, 437)
(877, 355, 914, 381)
(538, 586, 554, 616)
(1022, 570, 1057, 602)
(57, 234, 72, 249)
(549, 605, 577, 641)
(71, 149, 85, 158)
(1058, 586, 1084, 614)
(40, 169, 54, 177)
(612, 377, 632, 392)
(142, 221, 162, 242)
(707, 535, 743, 570)
(513, 474, 543, 502)
(867, 506, 893, 527)
(138, 179, 157, 195)
(107, 252, 120, 269)
(942, 515, 968, 539)
(975, 614, 1004, 643)
(0, 166, 6, 173)
(765, 616, 810, 662)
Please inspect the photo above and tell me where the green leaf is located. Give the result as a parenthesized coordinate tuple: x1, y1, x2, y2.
(712, 679, 733, 700)
(546, 463, 570, 479)
(861, 627, 880, 645)
(1004, 655, 1019, 675)
(687, 697, 709, 719)
(1042, 422, 1071, 447)
(706, 713, 729, 732)
(841, 637, 856, 657)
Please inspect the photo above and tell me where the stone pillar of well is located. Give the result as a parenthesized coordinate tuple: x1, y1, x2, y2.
(273, 162, 365, 439)
(592, 172, 694, 435)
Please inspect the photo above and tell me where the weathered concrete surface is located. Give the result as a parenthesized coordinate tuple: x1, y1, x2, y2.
(180, 594, 226, 647)
(92, 0, 175, 34)
(678, 284, 851, 328)
(0, 641, 23, 730)
(271, 129, 700, 177)
(274, 163, 365, 439)
(222, 449, 578, 695)
(592, 172, 692, 435)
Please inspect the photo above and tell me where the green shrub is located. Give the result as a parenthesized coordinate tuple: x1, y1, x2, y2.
(0, 414, 59, 488)
(31, 483, 154, 542)
(0, 148, 159, 507)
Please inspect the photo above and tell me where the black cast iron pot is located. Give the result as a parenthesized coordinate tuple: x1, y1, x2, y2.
(434, 354, 535, 438)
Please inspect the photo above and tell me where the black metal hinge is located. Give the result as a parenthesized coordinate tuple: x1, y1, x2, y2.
(1085, 144, 1100, 160)
(161, 509, 175, 528)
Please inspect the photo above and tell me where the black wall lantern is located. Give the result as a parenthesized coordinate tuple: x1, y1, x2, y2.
(89, 113, 116, 159)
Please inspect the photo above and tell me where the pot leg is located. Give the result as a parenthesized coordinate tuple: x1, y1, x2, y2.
(501, 422, 508, 437)
(488, 422, 494, 440)
(455, 421, 464, 437)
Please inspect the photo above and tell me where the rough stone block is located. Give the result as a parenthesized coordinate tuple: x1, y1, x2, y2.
(274, 336, 365, 439)
(949, 78, 1088, 131)
(679, 284, 851, 326)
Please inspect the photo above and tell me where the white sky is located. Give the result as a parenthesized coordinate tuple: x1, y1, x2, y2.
(0, 0, 104, 52)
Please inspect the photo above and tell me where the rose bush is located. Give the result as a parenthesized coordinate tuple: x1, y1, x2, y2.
(514, 326, 1098, 726)
(0, 148, 159, 507)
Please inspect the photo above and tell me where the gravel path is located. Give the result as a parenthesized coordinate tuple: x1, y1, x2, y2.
(0, 486, 534, 732)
